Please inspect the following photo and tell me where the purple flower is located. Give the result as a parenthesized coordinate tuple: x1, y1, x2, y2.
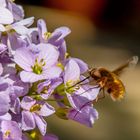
(0, 120, 22, 140)
(21, 96, 55, 135)
(14, 43, 62, 83)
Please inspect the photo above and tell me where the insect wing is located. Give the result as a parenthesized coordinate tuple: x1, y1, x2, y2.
(112, 56, 138, 76)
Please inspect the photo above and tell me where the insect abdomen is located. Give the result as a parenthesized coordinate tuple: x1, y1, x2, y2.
(107, 79, 125, 101)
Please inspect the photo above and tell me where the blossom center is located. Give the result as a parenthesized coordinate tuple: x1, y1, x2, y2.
(4, 130, 11, 138)
(44, 32, 51, 40)
(30, 104, 42, 112)
(32, 58, 46, 74)
(65, 80, 80, 93)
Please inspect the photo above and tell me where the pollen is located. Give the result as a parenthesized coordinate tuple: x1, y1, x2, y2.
(30, 104, 42, 112)
(57, 62, 64, 70)
(32, 58, 46, 74)
(44, 32, 51, 40)
(4, 130, 11, 138)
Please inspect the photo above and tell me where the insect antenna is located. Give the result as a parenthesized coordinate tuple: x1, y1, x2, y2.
(67, 76, 90, 90)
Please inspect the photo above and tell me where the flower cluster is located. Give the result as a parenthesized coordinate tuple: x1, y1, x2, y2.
(0, 0, 101, 140)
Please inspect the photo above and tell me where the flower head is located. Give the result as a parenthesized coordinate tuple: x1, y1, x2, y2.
(14, 43, 62, 83)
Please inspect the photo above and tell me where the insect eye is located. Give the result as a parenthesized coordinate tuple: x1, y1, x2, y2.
(93, 75, 99, 80)
(107, 88, 112, 94)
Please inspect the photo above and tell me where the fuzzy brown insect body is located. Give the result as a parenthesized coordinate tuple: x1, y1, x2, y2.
(88, 56, 138, 101)
(89, 68, 125, 101)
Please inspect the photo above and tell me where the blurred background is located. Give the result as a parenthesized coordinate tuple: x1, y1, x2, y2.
(16, 0, 140, 140)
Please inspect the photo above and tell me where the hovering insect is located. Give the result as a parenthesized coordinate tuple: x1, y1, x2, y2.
(87, 56, 139, 101)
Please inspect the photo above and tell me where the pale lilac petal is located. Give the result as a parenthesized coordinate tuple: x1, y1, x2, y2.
(73, 58, 88, 74)
(0, 43, 7, 54)
(76, 86, 100, 101)
(0, 0, 6, 7)
(1, 120, 22, 140)
(0, 113, 11, 121)
(42, 66, 62, 79)
(64, 59, 80, 84)
(10, 2, 24, 21)
(37, 80, 51, 93)
(22, 111, 35, 131)
(21, 96, 36, 110)
(0, 7, 13, 24)
(38, 103, 55, 117)
(68, 106, 98, 127)
(14, 17, 34, 27)
(58, 41, 67, 61)
(14, 47, 35, 71)
(8, 33, 27, 51)
(13, 98, 21, 114)
(67, 92, 90, 110)
(38, 43, 59, 67)
(20, 71, 45, 83)
(12, 25, 29, 35)
(34, 114, 47, 136)
(0, 24, 5, 32)
(0, 92, 10, 115)
(51, 27, 71, 40)
(37, 19, 47, 42)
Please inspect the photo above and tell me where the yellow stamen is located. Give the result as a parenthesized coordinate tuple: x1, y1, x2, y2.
(4, 130, 11, 138)
(44, 32, 51, 40)
(30, 104, 42, 112)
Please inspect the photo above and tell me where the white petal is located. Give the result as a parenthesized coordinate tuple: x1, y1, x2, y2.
(0, 0, 6, 7)
(64, 59, 80, 84)
(0, 7, 13, 24)
(14, 17, 34, 27)
(0, 24, 5, 31)
(12, 25, 29, 35)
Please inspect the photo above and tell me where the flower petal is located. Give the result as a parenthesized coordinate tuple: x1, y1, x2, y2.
(21, 96, 36, 110)
(0, 7, 13, 24)
(38, 43, 59, 67)
(51, 27, 71, 41)
(34, 114, 47, 136)
(0, 113, 11, 121)
(14, 47, 35, 71)
(9, 2, 24, 21)
(0, 92, 10, 116)
(73, 58, 88, 74)
(14, 17, 34, 27)
(20, 71, 46, 83)
(68, 106, 98, 127)
(37, 19, 47, 42)
(0, 24, 5, 32)
(12, 24, 29, 35)
(64, 59, 80, 84)
(42, 66, 62, 79)
(1, 120, 22, 140)
(0, 63, 3, 75)
(22, 111, 35, 131)
(0, 0, 6, 7)
(38, 103, 55, 117)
